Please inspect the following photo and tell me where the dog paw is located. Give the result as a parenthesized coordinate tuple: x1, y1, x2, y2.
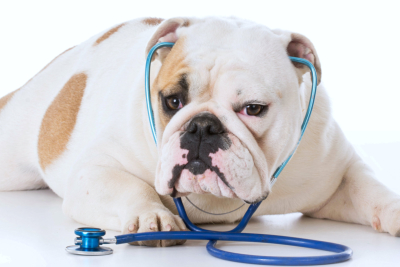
(121, 209, 187, 247)
(374, 200, 400, 236)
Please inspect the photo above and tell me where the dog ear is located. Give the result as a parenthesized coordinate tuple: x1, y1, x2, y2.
(145, 18, 189, 63)
(274, 30, 322, 85)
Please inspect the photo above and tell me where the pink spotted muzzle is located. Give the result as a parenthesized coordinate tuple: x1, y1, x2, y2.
(156, 113, 266, 203)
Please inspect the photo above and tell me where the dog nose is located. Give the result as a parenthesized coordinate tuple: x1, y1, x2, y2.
(187, 113, 224, 136)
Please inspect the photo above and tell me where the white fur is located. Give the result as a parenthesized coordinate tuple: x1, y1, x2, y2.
(1, 17, 400, 246)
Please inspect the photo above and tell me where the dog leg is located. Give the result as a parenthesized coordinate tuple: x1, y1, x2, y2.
(305, 158, 400, 236)
(62, 164, 187, 247)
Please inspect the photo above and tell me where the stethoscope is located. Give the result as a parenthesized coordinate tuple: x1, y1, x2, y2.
(66, 42, 353, 265)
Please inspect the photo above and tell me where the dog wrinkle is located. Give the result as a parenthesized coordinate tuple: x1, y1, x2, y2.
(219, 115, 227, 124)
(94, 23, 125, 46)
(168, 164, 186, 189)
(38, 73, 87, 170)
(210, 165, 233, 190)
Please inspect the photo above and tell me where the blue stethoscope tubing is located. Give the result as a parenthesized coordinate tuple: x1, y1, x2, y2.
(116, 231, 352, 266)
(112, 198, 352, 265)
(66, 42, 352, 264)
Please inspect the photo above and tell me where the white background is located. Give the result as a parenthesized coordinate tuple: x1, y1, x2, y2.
(0, 0, 399, 189)
(0, 2, 400, 266)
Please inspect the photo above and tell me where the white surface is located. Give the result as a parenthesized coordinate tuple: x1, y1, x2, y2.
(0, 141, 399, 267)
(1, 186, 400, 267)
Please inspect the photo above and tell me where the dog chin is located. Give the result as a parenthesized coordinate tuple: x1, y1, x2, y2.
(173, 168, 238, 198)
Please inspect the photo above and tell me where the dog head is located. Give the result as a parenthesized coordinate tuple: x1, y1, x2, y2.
(147, 17, 321, 203)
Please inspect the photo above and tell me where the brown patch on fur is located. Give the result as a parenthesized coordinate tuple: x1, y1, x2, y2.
(38, 73, 87, 170)
(152, 37, 190, 129)
(0, 89, 20, 112)
(143, 17, 164, 26)
(94, 24, 125, 46)
(182, 19, 190, 27)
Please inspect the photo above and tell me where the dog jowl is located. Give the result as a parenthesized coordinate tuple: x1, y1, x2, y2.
(157, 112, 259, 200)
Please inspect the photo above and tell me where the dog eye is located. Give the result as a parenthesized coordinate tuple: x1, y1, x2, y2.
(165, 96, 183, 110)
(244, 104, 264, 116)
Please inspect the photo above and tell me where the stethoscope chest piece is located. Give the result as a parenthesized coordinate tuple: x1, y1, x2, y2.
(65, 227, 114, 256)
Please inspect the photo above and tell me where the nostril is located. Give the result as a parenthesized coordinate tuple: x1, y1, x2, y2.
(205, 125, 212, 135)
(208, 124, 224, 135)
(187, 123, 197, 134)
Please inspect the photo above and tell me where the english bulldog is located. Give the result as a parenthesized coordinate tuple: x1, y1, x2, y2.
(1, 16, 399, 247)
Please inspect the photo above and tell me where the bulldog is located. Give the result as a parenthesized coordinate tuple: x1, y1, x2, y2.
(1, 16, 399, 247)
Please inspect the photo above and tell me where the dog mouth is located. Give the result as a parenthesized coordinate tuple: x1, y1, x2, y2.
(156, 114, 264, 202)
(186, 159, 208, 174)
(169, 158, 235, 198)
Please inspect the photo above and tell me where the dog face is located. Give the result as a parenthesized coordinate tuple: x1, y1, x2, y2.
(148, 17, 321, 203)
